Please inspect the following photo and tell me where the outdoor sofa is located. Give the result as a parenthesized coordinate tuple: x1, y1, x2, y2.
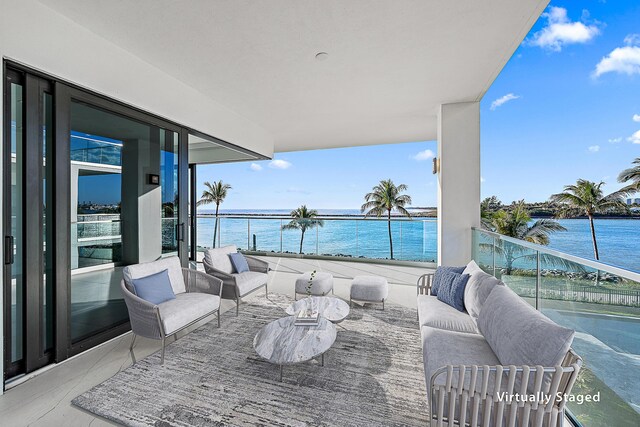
(203, 245, 269, 315)
(417, 261, 582, 426)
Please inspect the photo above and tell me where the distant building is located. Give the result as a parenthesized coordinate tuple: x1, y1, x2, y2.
(628, 198, 640, 205)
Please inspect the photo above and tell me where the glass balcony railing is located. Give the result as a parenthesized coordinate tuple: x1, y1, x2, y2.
(70, 135, 122, 167)
(472, 227, 640, 427)
(196, 215, 437, 262)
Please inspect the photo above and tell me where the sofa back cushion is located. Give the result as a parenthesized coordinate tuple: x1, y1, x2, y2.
(130, 269, 176, 305)
(204, 245, 237, 274)
(431, 266, 465, 296)
(463, 261, 503, 322)
(478, 285, 575, 367)
(123, 256, 186, 294)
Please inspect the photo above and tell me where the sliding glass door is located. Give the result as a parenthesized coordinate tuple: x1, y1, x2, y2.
(3, 65, 189, 381)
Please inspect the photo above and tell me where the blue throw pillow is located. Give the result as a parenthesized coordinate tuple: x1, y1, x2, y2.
(229, 252, 250, 273)
(431, 266, 465, 296)
(437, 271, 470, 312)
(130, 269, 176, 305)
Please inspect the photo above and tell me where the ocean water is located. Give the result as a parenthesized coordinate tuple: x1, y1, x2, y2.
(195, 210, 640, 272)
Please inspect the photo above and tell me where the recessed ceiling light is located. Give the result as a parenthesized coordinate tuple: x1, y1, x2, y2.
(315, 52, 329, 61)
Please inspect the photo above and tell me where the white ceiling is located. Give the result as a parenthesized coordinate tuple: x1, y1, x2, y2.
(39, 0, 547, 152)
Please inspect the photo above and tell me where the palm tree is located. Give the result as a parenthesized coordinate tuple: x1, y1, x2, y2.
(197, 180, 232, 248)
(361, 179, 412, 259)
(550, 179, 627, 260)
(488, 201, 568, 274)
(282, 205, 324, 254)
(618, 157, 640, 194)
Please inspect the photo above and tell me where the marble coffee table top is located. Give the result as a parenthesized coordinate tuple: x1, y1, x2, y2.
(285, 296, 350, 323)
(253, 316, 337, 366)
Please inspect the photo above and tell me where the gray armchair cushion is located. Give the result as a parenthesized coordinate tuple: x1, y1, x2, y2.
(123, 256, 186, 294)
(417, 295, 479, 334)
(463, 263, 503, 323)
(234, 271, 268, 296)
(204, 245, 237, 274)
(158, 293, 221, 335)
(478, 285, 575, 368)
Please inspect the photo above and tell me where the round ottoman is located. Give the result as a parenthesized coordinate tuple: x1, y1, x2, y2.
(295, 271, 334, 299)
(350, 275, 389, 310)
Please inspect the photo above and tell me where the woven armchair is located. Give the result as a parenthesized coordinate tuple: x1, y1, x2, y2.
(202, 245, 269, 315)
(121, 257, 223, 364)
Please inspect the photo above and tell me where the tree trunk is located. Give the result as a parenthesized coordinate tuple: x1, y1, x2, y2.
(213, 202, 220, 248)
(588, 214, 599, 260)
(388, 210, 394, 259)
(299, 230, 305, 254)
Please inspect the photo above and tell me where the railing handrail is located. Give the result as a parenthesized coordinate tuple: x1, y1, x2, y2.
(473, 227, 640, 283)
(195, 214, 436, 222)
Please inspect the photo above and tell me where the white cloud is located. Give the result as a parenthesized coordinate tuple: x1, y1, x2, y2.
(608, 137, 622, 143)
(413, 149, 435, 161)
(269, 159, 292, 169)
(249, 163, 262, 171)
(588, 145, 600, 152)
(593, 35, 640, 78)
(628, 130, 640, 144)
(633, 114, 640, 122)
(528, 7, 600, 52)
(490, 93, 520, 110)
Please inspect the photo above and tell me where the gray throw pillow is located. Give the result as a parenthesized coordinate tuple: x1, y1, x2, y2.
(478, 285, 575, 367)
(463, 268, 503, 322)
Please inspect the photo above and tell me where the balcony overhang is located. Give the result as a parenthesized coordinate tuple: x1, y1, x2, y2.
(36, 0, 548, 152)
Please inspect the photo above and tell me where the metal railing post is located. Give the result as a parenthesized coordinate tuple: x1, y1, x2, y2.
(316, 225, 319, 255)
(356, 220, 359, 258)
(400, 220, 403, 260)
(280, 219, 283, 253)
(492, 236, 496, 277)
(247, 218, 250, 250)
(536, 251, 541, 310)
(217, 218, 221, 248)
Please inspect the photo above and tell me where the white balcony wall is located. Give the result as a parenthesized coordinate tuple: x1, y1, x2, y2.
(437, 102, 481, 266)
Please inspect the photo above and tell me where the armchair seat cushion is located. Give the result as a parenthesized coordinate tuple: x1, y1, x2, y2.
(158, 293, 220, 335)
(234, 271, 268, 296)
(417, 295, 479, 334)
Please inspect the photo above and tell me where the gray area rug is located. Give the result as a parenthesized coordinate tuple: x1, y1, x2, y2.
(72, 293, 427, 426)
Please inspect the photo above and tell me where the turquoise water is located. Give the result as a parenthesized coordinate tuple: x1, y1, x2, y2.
(196, 210, 640, 272)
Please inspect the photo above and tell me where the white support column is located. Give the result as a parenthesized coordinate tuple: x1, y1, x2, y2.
(437, 102, 480, 266)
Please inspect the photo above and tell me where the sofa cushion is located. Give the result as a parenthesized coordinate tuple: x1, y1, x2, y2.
(130, 269, 176, 305)
(421, 326, 499, 391)
(463, 265, 503, 323)
(432, 266, 465, 296)
(478, 285, 575, 368)
(158, 293, 220, 335)
(234, 271, 268, 296)
(417, 295, 479, 334)
(436, 272, 469, 312)
(123, 256, 186, 294)
(204, 245, 237, 274)
(228, 252, 250, 273)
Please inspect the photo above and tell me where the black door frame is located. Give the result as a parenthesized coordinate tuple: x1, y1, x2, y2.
(3, 68, 56, 379)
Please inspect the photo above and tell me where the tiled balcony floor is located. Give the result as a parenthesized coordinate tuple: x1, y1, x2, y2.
(0, 257, 432, 426)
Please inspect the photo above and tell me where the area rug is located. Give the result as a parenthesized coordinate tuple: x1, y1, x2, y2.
(72, 293, 428, 426)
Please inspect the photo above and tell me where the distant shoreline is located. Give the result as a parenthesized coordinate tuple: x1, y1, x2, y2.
(195, 212, 640, 220)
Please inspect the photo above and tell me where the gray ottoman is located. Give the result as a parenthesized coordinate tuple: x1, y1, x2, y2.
(295, 271, 334, 299)
(350, 275, 389, 310)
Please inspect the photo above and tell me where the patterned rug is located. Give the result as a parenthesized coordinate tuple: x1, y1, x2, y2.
(72, 294, 428, 426)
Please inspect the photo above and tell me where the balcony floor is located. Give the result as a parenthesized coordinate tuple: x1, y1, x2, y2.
(0, 257, 432, 426)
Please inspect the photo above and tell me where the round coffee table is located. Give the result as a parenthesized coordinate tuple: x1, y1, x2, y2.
(253, 316, 337, 381)
(285, 296, 350, 323)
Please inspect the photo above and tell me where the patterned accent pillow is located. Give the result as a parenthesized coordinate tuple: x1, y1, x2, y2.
(431, 266, 465, 296)
(436, 271, 470, 312)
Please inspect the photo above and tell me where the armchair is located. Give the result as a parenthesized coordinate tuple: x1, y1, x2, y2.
(121, 256, 223, 364)
(202, 245, 269, 315)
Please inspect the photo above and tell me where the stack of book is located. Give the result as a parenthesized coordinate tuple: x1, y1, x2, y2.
(294, 309, 319, 326)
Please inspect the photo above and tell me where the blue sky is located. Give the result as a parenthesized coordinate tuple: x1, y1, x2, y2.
(197, 1, 640, 210)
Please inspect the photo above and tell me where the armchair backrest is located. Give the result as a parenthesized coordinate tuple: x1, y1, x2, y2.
(123, 256, 186, 294)
(203, 245, 237, 274)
